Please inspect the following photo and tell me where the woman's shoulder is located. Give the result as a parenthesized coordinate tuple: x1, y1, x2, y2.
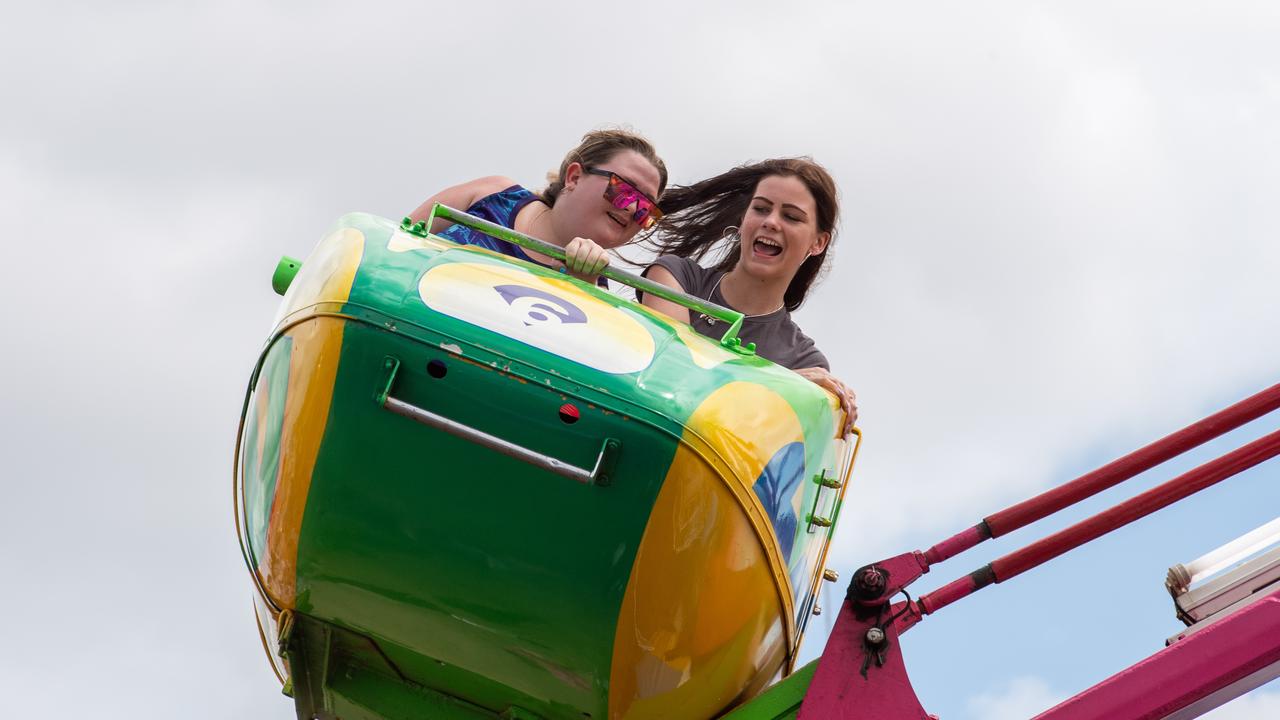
(408, 176, 523, 224)
(464, 177, 534, 209)
(647, 255, 718, 296)
(778, 318, 829, 370)
(462, 175, 522, 198)
(747, 313, 830, 371)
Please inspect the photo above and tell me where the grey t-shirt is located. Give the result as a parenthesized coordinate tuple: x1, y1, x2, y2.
(641, 255, 829, 370)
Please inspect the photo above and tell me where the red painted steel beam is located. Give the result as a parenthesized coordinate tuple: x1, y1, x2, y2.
(922, 522, 991, 566)
(984, 382, 1280, 539)
(991, 426, 1280, 581)
(921, 383, 1280, 568)
(917, 427, 1280, 615)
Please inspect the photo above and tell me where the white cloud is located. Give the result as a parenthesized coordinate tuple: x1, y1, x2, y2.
(967, 676, 1065, 720)
(4, 2, 1280, 718)
(794, 0, 1280, 566)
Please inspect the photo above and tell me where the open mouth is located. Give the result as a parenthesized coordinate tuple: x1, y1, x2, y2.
(753, 238, 782, 257)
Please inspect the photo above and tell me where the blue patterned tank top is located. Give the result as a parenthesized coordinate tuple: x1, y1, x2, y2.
(438, 185, 543, 260)
(437, 185, 608, 288)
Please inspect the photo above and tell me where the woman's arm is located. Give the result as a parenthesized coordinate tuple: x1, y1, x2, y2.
(793, 367, 858, 437)
(639, 264, 692, 325)
(407, 176, 516, 231)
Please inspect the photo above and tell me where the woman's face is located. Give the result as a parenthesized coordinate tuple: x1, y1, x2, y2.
(555, 150, 663, 249)
(736, 174, 830, 283)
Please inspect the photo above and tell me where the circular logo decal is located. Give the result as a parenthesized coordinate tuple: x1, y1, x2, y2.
(419, 261, 656, 375)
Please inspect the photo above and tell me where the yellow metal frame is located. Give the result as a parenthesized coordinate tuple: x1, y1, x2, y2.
(795, 427, 862, 655)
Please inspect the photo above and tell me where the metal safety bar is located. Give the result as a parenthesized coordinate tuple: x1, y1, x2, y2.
(407, 205, 752, 353)
(376, 357, 620, 486)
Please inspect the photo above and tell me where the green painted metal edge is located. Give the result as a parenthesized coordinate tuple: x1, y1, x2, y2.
(719, 660, 818, 720)
(283, 612, 514, 720)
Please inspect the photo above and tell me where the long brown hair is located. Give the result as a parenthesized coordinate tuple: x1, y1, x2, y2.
(542, 128, 668, 206)
(649, 157, 839, 311)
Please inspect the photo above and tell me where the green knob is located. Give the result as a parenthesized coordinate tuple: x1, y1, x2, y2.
(272, 256, 302, 296)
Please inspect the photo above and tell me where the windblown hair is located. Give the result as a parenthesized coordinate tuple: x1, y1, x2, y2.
(648, 157, 839, 311)
(542, 128, 668, 206)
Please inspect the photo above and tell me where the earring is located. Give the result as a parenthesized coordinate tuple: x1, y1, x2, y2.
(722, 225, 740, 243)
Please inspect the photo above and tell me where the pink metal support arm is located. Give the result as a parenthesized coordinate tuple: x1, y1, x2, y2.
(917, 427, 1280, 615)
(1036, 589, 1280, 719)
(923, 382, 1280, 566)
(993, 426, 1280, 580)
(985, 382, 1280, 536)
(799, 383, 1280, 719)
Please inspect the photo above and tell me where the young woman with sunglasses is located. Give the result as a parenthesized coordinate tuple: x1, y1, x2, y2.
(638, 157, 858, 435)
(407, 129, 666, 284)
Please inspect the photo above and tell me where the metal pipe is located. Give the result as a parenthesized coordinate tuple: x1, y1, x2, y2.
(918, 384, 1280, 569)
(923, 522, 992, 566)
(992, 427, 1280, 582)
(918, 428, 1280, 615)
(983, 383, 1280, 539)
(384, 396, 618, 486)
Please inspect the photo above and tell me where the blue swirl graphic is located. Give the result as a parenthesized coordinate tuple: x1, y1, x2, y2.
(494, 284, 588, 326)
(752, 442, 806, 562)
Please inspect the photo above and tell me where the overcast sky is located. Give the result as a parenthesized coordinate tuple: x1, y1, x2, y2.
(3, 2, 1279, 718)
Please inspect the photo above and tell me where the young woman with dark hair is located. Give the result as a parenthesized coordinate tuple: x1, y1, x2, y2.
(640, 158, 858, 433)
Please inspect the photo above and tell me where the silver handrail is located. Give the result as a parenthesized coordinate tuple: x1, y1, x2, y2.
(376, 357, 620, 486)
